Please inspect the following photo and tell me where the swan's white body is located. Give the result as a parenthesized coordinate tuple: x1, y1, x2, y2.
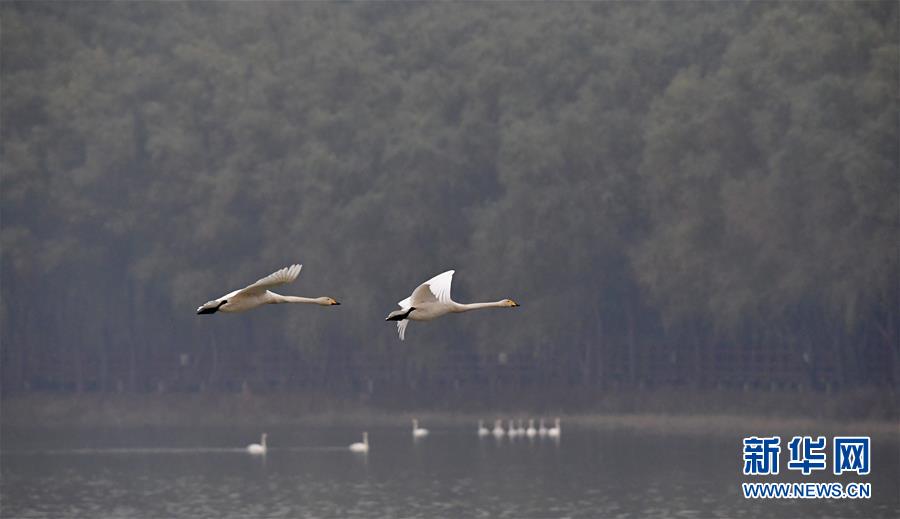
(247, 433, 267, 455)
(538, 419, 548, 437)
(507, 420, 518, 438)
(492, 420, 505, 438)
(526, 419, 537, 438)
(386, 270, 518, 340)
(412, 418, 429, 438)
(349, 432, 369, 453)
(547, 418, 561, 438)
(478, 420, 490, 437)
(197, 264, 339, 314)
(517, 420, 526, 436)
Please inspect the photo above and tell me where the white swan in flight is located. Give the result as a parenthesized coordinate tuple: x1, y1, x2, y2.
(349, 432, 369, 453)
(197, 264, 339, 314)
(247, 433, 267, 455)
(385, 270, 519, 340)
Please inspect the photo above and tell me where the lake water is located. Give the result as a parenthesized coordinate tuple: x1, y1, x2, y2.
(2, 424, 897, 518)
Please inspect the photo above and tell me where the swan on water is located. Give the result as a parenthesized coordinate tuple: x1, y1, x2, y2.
(526, 419, 537, 438)
(547, 417, 561, 438)
(478, 420, 490, 437)
(247, 433, 267, 455)
(197, 264, 340, 314)
(492, 419, 505, 438)
(349, 432, 369, 453)
(412, 418, 429, 438)
(507, 419, 519, 438)
(538, 418, 548, 437)
(385, 270, 518, 340)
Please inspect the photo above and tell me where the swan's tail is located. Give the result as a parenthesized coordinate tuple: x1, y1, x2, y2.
(397, 320, 409, 341)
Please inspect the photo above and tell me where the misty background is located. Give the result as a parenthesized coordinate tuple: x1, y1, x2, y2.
(1, 2, 897, 413)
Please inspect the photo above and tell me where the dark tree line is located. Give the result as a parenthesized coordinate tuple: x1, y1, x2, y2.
(1, 2, 897, 397)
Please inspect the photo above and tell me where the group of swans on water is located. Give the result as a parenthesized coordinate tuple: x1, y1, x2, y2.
(339, 419, 431, 452)
(245, 419, 424, 456)
(246, 417, 560, 455)
(478, 418, 560, 439)
(197, 265, 519, 341)
(244, 431, 371, 455)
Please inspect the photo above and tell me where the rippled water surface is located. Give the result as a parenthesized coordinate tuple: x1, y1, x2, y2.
(2, 425, 897, 518)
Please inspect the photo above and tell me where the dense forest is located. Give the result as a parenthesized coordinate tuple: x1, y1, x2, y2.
(1, 2, 897, 399)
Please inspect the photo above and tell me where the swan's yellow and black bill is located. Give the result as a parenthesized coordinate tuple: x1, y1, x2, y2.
(197, 299, 226, 315)
(386, 307, 415, 321)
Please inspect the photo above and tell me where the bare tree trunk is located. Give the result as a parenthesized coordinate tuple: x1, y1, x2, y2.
(627, 304, 636, 386)
(582, 329, 592, 387)
(207, 328, 219, 390)
(595, 314, 605, 388)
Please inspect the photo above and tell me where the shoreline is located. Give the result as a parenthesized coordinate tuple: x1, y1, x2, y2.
(2, 390, 898, 439)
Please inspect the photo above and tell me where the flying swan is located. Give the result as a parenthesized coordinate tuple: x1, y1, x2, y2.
(197, 264, 339, 314)
(385, 270, 518, 340)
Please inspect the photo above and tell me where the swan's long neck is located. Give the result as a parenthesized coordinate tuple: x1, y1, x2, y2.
(452, 300, 508, 313)
(270, 293, 320, 304)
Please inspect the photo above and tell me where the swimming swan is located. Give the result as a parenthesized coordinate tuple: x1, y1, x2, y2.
(247, 433, 267, 455)
(547, 418, 561, 438)
(349, 432, 369, 453)
(526, 419, 537, 438)
(492, 420, 505, 438)
(385, 270, 518, 340)
(197, 264, 339, 314)
(507, 419, 519, 438)
(478, 420, 490, 437)
(538, 419, 548, 437)
(412, 418, 429, 438)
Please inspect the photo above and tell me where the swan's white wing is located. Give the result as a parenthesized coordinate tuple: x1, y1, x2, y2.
(425, 270, 454, 303)
(236, 264, 302, 297)
(397, 320, 409, 341)
(408, 282, 438, 306)
(406, 270, 454, 307)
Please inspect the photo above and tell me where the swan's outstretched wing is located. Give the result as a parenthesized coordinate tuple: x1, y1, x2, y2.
(425, 270, 454, 303)
(405, 270, 455, 307)
(237, 264, 302, 297)
(394, 270, 454, 341)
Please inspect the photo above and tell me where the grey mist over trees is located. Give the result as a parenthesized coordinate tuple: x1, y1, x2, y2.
(1, 2, 897, 399)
